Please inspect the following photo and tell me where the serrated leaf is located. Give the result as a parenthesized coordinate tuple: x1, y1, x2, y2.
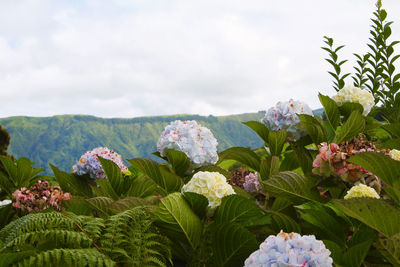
(259, 156, 280, 181)
(334, 110, 365, 143)
(98, 157, 124, 195)
(268, 130, 287, 156)
(214, 195, 267, 227)
(155, 192, 202, 252)
(298, 114, 327, 145)
(334, 198, 400, 237)
(126, 175, 160, 197)
(376, 233, 400, 265)
(167, 149, 190, 176)
(339, 102, 364, 120)
(182, 192, 208, 219)
(212, 223, 258, 267)
(242, 121, 269, 143)
(319, 93, 340, 131)
(262, 171, 322, 203)
(279, 151, 299, 171)
(50, 164, 93, 197)
(266, 210, 301, 233)
(96, 178, 119, 200)
(217, 147, 261, 171)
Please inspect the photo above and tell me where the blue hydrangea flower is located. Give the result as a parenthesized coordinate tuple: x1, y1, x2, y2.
(244, 231, 333, 267)
(262, 99, 313, 139)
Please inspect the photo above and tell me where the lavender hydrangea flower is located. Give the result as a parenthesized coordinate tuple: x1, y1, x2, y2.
(72, 147, 128, 179)
(157, 120, 218, 168)
(262, 99, 313, 139)
(243, 172, 262, 193)
(244, 231, 333, 267)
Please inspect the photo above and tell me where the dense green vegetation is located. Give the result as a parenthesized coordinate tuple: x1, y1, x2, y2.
(0, 113, 269, 174)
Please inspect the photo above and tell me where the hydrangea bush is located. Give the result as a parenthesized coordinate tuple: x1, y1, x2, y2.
(72, 147, 129, 179)
(157, 120, 218, 168)
(244, 231, 333, 267)
(262, 99, 313, 139)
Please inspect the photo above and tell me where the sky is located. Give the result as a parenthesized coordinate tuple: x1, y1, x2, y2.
(1, 0, 400, 118)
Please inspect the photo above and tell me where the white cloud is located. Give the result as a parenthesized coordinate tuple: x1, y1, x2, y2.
(1, 0, 400, 118)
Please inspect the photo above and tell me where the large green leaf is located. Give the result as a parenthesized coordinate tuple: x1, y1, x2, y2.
(242, 121, 269, 143)
(334, 110, 365, 143)
(217, 147, 261, 171)
(98, 157, 124, 195)
(0, 156, 44, 189)
(50, 164, 93, 197)
(339, 102, 364, 120)
(342, 240, 373, 267)
(106, 197, 155, 214)
(155, 192, 202, 253)
(214, 195, 268, 227)
(95, 178, 120, 200)
(296, 202, 346, 245)
(268, 130, 287, 156)
(298, 114, 328, 145)
(212, 222, 259, 267)
(182, 192, 209, 219)
(347, 152, 400, 187)
(381, 123, 400, 138)
(376, 233, 400, 266)
(167, 149, 190, 176)
(318, 93, 340, 130)
(334, 199, 400, 237)
(262, 171, 322, 203)
(126, 175, 160, 198)
(0, 203, 14, 229)
(280, 151, 300, 171)
(0, 171, 14, 194)
(291, 141, 314, 174)
(259, 156, 280, 181)
(266, 210, 301, 233)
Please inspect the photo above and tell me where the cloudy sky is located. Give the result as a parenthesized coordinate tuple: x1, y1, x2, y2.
(1, 0, 400, 118)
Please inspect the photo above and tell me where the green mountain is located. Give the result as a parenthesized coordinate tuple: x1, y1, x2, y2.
(0, 112, 266, 174)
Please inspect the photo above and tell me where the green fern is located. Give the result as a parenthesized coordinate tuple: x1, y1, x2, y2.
(0, 208, 171, 267)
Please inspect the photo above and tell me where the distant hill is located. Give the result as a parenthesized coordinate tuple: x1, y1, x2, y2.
(0, 112, 266, 174)
(0, 109, 323, 175)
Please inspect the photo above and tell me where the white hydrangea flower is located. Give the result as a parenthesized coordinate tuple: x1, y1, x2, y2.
(389, 149, 400, 161)
(72, 147, 128, 179)
(262, 99, 313, 139)
(182, 171, 235, 209)
(344, 184, 380, 199)
(0, 199, 12, 207)
(332, 85, 374, 116)
(244, 231, 333, 267)
(157, 120, 218, 168)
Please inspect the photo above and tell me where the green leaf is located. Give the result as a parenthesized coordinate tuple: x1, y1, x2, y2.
(347, 152, 400, 187)
(98, 157, 124, 195)
(333, 110, 365, 143)
(266, 210, 301, 233)
(339, 102, 364, 120)
(126, 175, 160, 198)
(50, 164, 93, 197)
(0, 171, 15, 195)
(259, 156, 280, 181)
(195, 166, 231, 180)
(167, 149, 190, 176)
(267, 130, 287, 156)
(298, 114, 327, 145)
(212, 223, 259, 267)
(62, 197, 98, 216)
(217, 147, 261, 171)
(155, 192, 202, 252)
(262, 171, 322, 203)
(0, 203, 14, 229)
(296, 202, 346, 245)
(107, 197, 155, 214)
(342, 240, 373, 267)
(280, 151, 300, 171)
(159, 166, 183, 193)
(382, 123, 400, 138)
(292, 139, 314, 174)
(182, 192, 209, 219)
(95, 178, 120, 200)
(334, 198, 400, 237)
(376, 233, 400, 266)
(214, 195, 267, 227)
(242, 121, 269, 143)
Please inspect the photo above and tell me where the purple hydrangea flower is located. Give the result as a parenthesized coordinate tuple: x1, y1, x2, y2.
(243, 172, 262, 193)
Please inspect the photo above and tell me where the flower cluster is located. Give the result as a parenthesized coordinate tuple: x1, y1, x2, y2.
(243, 172, 262, 193)
(389, 149, 400, 161)
(312, 134, 388, 184)
(332, 85, 374, 116)
(12, 180, 71, 213)
(157, 120, 218, 168)
(0, 199, 11, 207)
(182, 171, 235, 209)
(73, 147, 128, 179)
(344, 184, 380, 199)
(262, 99, 313, 139)
(244, 231, 333, 267)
